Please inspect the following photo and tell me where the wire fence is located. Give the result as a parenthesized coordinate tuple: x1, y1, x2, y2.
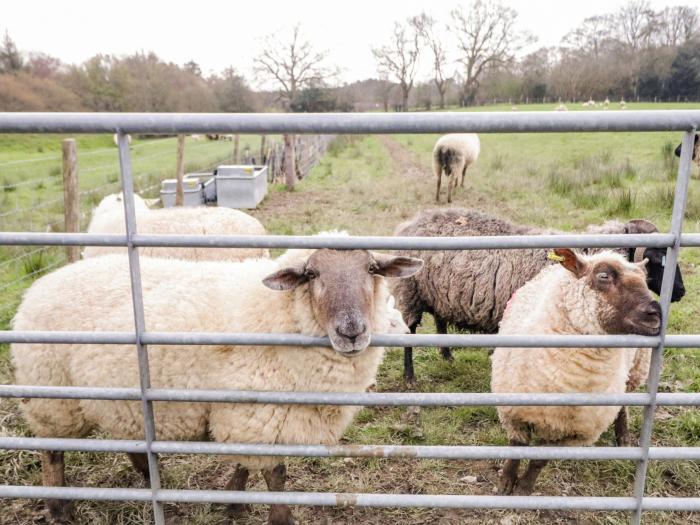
(0, 133, 332, 325)
(0, 111, 699, 525)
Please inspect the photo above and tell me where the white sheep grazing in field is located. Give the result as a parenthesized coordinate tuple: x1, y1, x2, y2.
(112, 133, 132, 146)
(492, 249, 661, 495)
(11, 241, 424, 524)
(555, 102, 568, 111)
(83, 193, 269, 261)
(432, 133, 480, 203)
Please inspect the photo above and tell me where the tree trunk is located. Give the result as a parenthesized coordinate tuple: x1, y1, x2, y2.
(402, 90, 409, 111)
(283, 134, 296, 191)
(439, 90, 446, 109)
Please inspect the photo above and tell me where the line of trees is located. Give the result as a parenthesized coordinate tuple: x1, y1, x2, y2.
(371, 0, 700, 109)
(1, 0, 699, 114)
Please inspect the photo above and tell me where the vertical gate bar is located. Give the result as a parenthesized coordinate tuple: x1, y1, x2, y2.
(631, 128, 695, 525)
(117, 132, 165, 525)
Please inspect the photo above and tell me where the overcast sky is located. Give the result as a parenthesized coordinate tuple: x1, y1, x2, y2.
(3, 0, 692, 86)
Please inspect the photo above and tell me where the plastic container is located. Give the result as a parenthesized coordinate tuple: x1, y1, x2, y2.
(215, 165, 268, 209)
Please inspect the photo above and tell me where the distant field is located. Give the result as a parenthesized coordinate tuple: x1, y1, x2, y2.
(1, 104, 699, 524)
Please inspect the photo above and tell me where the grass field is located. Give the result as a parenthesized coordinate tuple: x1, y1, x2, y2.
(1, 103, 699, 524)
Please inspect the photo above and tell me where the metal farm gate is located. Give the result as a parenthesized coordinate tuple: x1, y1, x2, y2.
(1, 111, 699, 525)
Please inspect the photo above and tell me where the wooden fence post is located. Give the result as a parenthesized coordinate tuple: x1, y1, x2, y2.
(260, 135, 267, 164)
(233, 134, 240, 164)
(283, 133, 296, 190)
(62, 138, 79, 262)
(175, 134, 185, 206)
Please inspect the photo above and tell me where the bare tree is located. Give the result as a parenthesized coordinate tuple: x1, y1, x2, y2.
(411, 13, 450, 109)
(658, 5, 700, 47)
(254, 24, 333, 190)
(562, 15, 613, 58)
(254, 24, 333, 107)
(372, 21, 420, 111)
(450, 0, 532, 105)
(615, 0, 657, 51)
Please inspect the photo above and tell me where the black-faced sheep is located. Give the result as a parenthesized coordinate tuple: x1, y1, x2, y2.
(83, 193, 270, 261)
(392, 208, 684, 383)
(12, 244, 423, 524)
(674, 133, 699, 165)
(492, 249, 661, 495)
(433, 134, 480, 203)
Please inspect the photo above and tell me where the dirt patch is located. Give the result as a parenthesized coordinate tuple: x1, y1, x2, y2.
(378, 136, 430, 179)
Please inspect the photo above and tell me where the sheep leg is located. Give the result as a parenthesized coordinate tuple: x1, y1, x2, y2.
(460, 164, 467, 187)
(403, 322, 419, 384)
(225, 463, 250, 515)
(513, 459, 549, 495)
(127, 452, 151, 484)
(263, 463, 295, 525)
(614, 407, 632, 447)
(435, 316, 453, 362)
(42, 451, 72, 523)
(498, 439, 525, 495)
(435, 172, 442, 203)
(447, 175, 453, 203)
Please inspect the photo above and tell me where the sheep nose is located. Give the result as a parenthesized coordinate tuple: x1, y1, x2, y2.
(644, 301, 662, 317)
(336, 322, 367, 342)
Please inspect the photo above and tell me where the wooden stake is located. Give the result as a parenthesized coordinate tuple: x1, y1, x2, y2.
(175, 134, 185, 206)
(62, 138, 79, 262)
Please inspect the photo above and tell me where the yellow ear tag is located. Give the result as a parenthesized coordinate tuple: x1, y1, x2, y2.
(547, 251, 565, 262)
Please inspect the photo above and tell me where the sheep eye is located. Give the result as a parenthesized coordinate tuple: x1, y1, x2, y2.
(304, 268, 318, 279)
(368, 263, 379, 274)
(596, 272, 610, 281)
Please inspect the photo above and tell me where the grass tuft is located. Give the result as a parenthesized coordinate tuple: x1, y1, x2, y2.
(607, 188, 636, 216)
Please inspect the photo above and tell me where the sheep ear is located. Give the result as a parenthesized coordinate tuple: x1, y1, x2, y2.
(372, 253, 423, 278)
(552, 248, 589, 278)
(262, 266, 308, 291)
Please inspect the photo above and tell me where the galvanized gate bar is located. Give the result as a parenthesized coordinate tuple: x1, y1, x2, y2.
(1, 485, 700, 512)
(0, 330, 665, 347)
(4, 329, 700, 348)
(116, 132, 165, 525)
(1, 110, 699, 134)
(3, 384, 699, 406)
(3, 436, 700, 461)
(631, 128, 695, 525)
(0, 231, 679, 249)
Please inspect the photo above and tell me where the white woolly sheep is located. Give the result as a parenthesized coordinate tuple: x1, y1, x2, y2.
(491, 249, 661, 495)
(432, 133, 480, 203)
(555, 102, 568, 111)
(112, 133, 132, 146)
(83, 193, 269, 261)
(11, 241, 423, 524)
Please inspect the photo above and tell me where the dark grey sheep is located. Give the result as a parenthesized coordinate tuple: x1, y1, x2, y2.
(392, 208, 685, 383)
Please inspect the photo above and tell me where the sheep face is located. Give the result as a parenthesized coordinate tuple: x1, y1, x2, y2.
(624, 219, 685, 302)
(554, 249, 661, 336)
(263, 249, 422, 355)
